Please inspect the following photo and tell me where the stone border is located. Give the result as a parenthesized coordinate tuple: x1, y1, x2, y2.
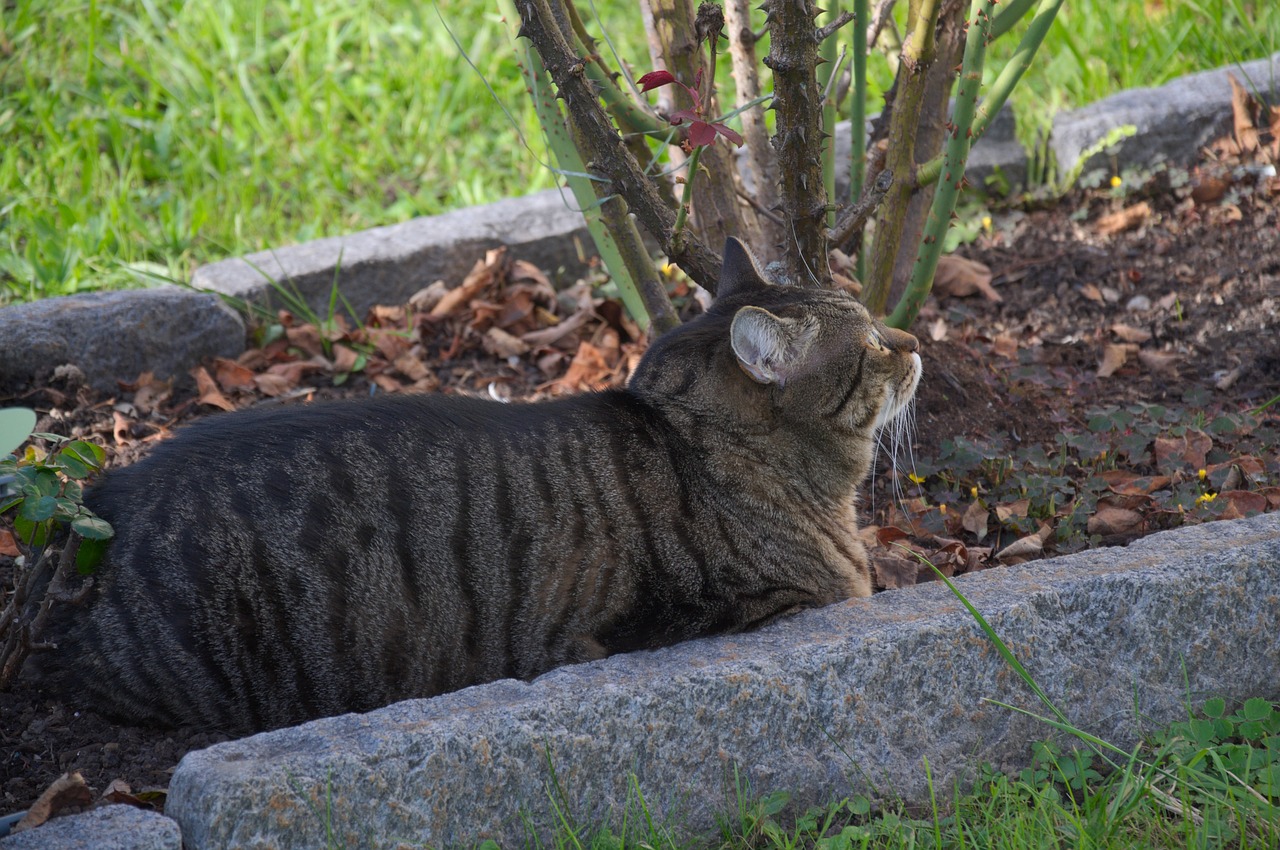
(156, 513, 1280, 849)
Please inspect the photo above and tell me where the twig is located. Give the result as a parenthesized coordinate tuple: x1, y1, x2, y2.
(815, 11, 856, 43)
(725, 0, 780, 246)
(828, 168, 894, 247)
(868, 0, 898, 47)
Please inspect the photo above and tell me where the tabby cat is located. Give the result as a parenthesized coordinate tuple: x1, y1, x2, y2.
(34, 238, 921, 733)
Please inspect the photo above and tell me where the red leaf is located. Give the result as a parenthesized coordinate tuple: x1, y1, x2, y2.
(637, 70, 676, 92)
(687, 120, 717, 148)
(669, 108, 701, 125)
(711, 122, 744, 146)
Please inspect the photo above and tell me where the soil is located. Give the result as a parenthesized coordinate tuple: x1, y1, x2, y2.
(1, 157, 1277, 820)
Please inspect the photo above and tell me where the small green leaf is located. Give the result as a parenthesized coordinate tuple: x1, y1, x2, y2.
(52, 453, 91, 479)
(71, 514, 114, 541)
(64, 440, 106, 468)
(21, 495, 57, 522)
(0, 495, 21, 515)
(1203, 697, 1227, 718)
(1243, 698, 1274, 722)
(75, 536, 110, 573)
(0, 407, 37, 456)
(13, 515, 49, 547)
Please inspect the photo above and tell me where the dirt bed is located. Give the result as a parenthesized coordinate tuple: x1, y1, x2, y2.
(2, 165, 1278, 818)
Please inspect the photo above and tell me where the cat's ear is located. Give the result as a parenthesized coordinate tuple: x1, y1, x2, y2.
(717, 237, 770, 300)
(730, 306, 819, 386)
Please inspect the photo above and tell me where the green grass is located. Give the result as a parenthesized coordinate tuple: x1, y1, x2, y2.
(3, 0, 1279, 304)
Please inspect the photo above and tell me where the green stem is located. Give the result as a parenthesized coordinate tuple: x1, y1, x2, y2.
(915, 0, 1065, 188)
(850, 0, 868, 281)
(819, 3, 840, 229)
(672, 143, 704, 239)
(887, 0, 997, 329)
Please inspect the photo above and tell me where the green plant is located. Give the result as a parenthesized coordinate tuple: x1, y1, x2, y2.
(0, 420, 113, 689)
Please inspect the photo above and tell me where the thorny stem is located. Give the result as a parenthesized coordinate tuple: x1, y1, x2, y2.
(673, 143, 704, 239)
(724, 0, 780, 251)
(517, 0, 723, 292)
(828, 167, 894, 246)
(0, 534, 87, 690)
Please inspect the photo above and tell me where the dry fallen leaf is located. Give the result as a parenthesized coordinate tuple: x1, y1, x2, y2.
(1099, 470, 1171, 496)
(1080, 283, 1104, 303)
(483, 326, 531, 359)
(252, 373, 294, 397)
(928, 317, 948, 342)
(1153, 430, 1213, 471)
(991, 332, 1019, 359)
(1087, 506, 1144, 537)
(1097, 343, 1130, 378)
(933, 255, 1002, 302)
(1137, 349, 1179, 374)
(13, 772, 94, 833)
(430, 250, 505, 318)
(961, 500, 989, 541)
(1218, 490, 1269, 520)
(1229, 72, 1261, 153)
(1095, 201, 1152, 236)
(191, 366, 235, 411)
(995, 524, 1052, 563)
(0, 528, 19, 557)
(1110, 323, 1152, 344)
(872, 551, 919, 590)
(213, 357, 257, 392)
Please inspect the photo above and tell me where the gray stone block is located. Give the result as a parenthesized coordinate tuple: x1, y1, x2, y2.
(1052, 52, 1280, 176)
(0, 805, 181, 850)
(167, 513, 1280, 850)
(0, 289, 244, 396)
(832, 101, 1026, 199)
(191, 188, 594, 322)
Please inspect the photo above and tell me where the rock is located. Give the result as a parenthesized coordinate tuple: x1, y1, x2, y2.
(827, 101, 1026, 200)
(166, 513, 1280, 850)
(191, 189, 594, 322)
(0, 805, 181, 850)
(0, 290, 244, 395)
(1052, 52, 1280, 178)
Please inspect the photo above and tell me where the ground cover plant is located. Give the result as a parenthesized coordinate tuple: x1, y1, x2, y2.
(3, 0, 1279, 303)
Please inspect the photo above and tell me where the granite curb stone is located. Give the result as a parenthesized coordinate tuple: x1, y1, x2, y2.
(190, 187, 595, 322)
(166, 513, 1280, 850)
(0, 805, 181, 850)
(1052, 51, 1280, 176)
(0, 289, 244, 395)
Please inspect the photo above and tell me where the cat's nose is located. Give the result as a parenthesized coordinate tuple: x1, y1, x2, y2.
(882, 327, 919, 353)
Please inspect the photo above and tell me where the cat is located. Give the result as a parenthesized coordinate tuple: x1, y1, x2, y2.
(33, 238, 922, 733)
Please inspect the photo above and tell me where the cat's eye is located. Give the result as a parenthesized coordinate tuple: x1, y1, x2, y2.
(866, 330, 887, 351)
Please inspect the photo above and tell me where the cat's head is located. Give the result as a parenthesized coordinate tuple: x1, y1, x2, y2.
(629, 238, 922, 482)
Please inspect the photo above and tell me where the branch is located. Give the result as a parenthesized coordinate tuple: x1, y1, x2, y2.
(827, 167, 894, 246)
(815, 11, 856, 43)
(868, 0, 898, 46)
(517, 0, 723, 292)
(725, 0, 780, 244)
(763, 0, 830, 286)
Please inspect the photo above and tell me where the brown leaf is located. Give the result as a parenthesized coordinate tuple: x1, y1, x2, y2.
(408, 280, 449, 313)
(101, 779, 152, 809)
(1259, 487, 1280, 510)
(994, 499, 1031, 522)
(430, 251, 504, 318)
(285, 324, 326, 358)
(482, 326, 532, 359)
(112, 410, 133, 446)
(961, 500, 989, 541)
(1218, 490, 1268, 520)
(874, 526, 911, 547)
(1097, 343, 1130, 378)
(872, 551, 919, 590)
(191, 366, 235, 411)
(556, 341, 612, 393)
(213, 357, 256, 392)
(933, 255, 1001, 302)
(928, 317, 948, 342)
(1191, 175, 1228, 205)
(331, 344, 361, 374)
(0, 529, 19, 557)
(1153, 430, 1213, 471)
(991, 333, 1019, 359)
(1137, 349, 1179, 374)
(13, 772, 93, 833)
(129, 372, 172, 416)
(1110, 323, 1152, 344)
(1087, 505, 1144, 537)
(1099, 470, 1171, 496)
(1229, 73, 1261, 153)
(1080, 283, 1104, 303)
(367, 304, 407, 326)
(252, 373, 294, 397)
(1095, 201, 1152, 236)
(391, 353, 432, 382)
(995, 524, 1052, 563)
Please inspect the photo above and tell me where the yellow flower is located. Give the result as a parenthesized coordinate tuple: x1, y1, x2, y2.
(907, 473, 926, 485)
(970, 486, 979, 499)
(1196, 492, 1217, 505)
(981, 215, 992, 231)
(939, 504, 948, 515)
(1198, 468, 1207, 481)
(1110, 175, 1122, 188)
